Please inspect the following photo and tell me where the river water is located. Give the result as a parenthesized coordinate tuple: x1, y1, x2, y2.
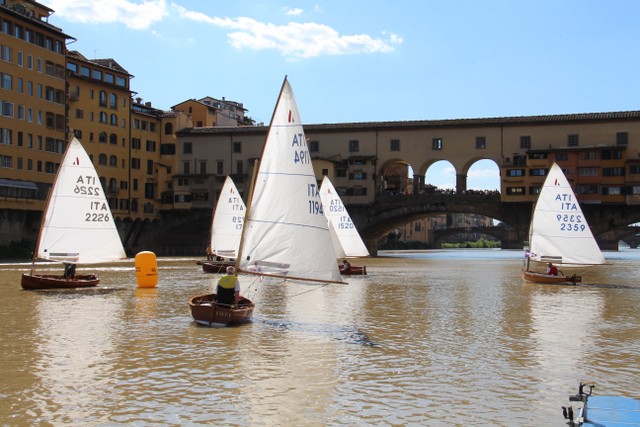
(1, 249, 639, 426)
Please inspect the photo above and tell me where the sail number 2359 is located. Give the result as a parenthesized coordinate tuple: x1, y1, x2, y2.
(556, 213, 586, 231)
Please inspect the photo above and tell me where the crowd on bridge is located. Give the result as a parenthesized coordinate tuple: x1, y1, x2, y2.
(380, 187, 500, 196)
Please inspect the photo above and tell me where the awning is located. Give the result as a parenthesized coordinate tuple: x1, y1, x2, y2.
(0, 178, 38, 190)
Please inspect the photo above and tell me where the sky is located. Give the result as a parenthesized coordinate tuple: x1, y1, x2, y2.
(42, 0, 640, 191)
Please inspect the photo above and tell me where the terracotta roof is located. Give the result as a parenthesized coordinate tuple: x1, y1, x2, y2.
(91, 58, 130, 74)
(67, 51, 132, 75)
(176, 110, 640, 136)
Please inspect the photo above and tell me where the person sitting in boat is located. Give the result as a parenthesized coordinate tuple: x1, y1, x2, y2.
(340, 259, 351, 273)
(216, 266, 240, 305)
(63, 262, 76, 279)
(546, 262, 559, 276)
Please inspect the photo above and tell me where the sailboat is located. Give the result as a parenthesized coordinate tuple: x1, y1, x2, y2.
(189, 77, 344, 326)
(319, 176, 369, 275)
(201, 176, 244, 274)
(21, 137, 127, 290)
(522, 163, 605, 284)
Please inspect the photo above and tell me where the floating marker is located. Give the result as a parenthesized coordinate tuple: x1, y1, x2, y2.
(135, 251, 158, 288)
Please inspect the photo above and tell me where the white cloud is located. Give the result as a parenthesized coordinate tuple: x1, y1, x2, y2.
(283, 7, 304, 16)
(44, 0, 400, 58)
(442, 166, 457, 176)
(386, 32, 403, 44)
(173, 3, 400, 59)
(438, 182, 456, 190)
(45, 0, 168, 30)
(468, 168, 498, 178)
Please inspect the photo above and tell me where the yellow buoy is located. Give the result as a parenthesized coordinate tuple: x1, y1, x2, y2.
(135, 251, 158, 288)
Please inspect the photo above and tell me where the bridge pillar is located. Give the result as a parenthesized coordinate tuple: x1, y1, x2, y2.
(364, 238, 378, 257)
(595, 230, 621, 251)
(456, 174, 467, 195)
(413, 174, 423, 195)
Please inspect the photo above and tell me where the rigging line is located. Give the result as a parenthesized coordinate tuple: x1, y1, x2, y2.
(286, 282, 331, 299)
(239, 275, 268, 300)
(257, 170, 316, 178)
(243, 276, 263, 297)
(247, 218, 329, 231)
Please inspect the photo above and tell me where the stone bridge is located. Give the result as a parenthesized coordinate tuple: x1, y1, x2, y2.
(347, 193, 640, 255)
(101, 194, 640, 257)
(433, 225, 513, 247)
(615, 226, 640, 248)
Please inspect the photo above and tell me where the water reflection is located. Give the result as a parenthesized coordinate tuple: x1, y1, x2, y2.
(32, 288, 124, 424)
(528, 284, 604, 389)
(1, 250, 639, 426)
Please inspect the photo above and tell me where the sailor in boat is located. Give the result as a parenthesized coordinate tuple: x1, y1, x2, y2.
(546, 262, 559, 276)
(340, 259, 351, 273)
(206, 245, 213, 261)
(63, 262, 76, 280)
(216, 266, 240, 305)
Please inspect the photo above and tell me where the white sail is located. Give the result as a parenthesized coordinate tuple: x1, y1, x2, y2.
(35, 137, 126, 264)
(328, 221, 347, 260)
(528, 163, 604, 266)
(319, 176, 370, 258)
(210, 176, 244, 259)
(237, 77, 343, 284)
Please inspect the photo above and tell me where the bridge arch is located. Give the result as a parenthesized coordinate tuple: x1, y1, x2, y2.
(420, 159, 457, 192)
(417, 158, 501, 195)
(378, 157, 416, 195)
(463, 158, 501, 193)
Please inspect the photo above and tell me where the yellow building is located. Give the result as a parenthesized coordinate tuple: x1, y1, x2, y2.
(172, 96, 252, 128)
(66, 50, 133, 216)
(0, 0, 72, 210)
(66, 52, 192, 221)
(66, 51, 193, 221)
(131, 98, 192, 217)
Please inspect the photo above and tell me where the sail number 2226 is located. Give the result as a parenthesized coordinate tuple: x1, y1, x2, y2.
(556, 214, 586, 231)
(85, 212, 110, 222)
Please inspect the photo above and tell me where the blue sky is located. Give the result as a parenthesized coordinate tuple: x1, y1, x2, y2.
(43, 0, 640, 191)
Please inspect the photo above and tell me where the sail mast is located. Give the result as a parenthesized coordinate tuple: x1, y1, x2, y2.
(235, 159, 259, 274)
(235, 78, 286, 276)
(29, 136, 76, 273)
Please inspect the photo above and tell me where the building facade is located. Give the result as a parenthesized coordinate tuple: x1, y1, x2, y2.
(0, 1, 195, 242)
(0, 0, 72, 210)
(66, 51, 134, 217)
(3, 0, 640, 251)
(174, 112, 640, 210)
(171, 96, 252, 128)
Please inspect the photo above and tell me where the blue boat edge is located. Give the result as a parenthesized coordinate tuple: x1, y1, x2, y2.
(563, 383, 640, 427)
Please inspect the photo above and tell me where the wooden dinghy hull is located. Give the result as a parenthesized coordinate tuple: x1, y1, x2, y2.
(522, 270, 581, 285)
(201, 261, 235, 274)
(21, 273, 100, 290)
(189, 293, 254, 327)
(340, 265, 367, 275)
